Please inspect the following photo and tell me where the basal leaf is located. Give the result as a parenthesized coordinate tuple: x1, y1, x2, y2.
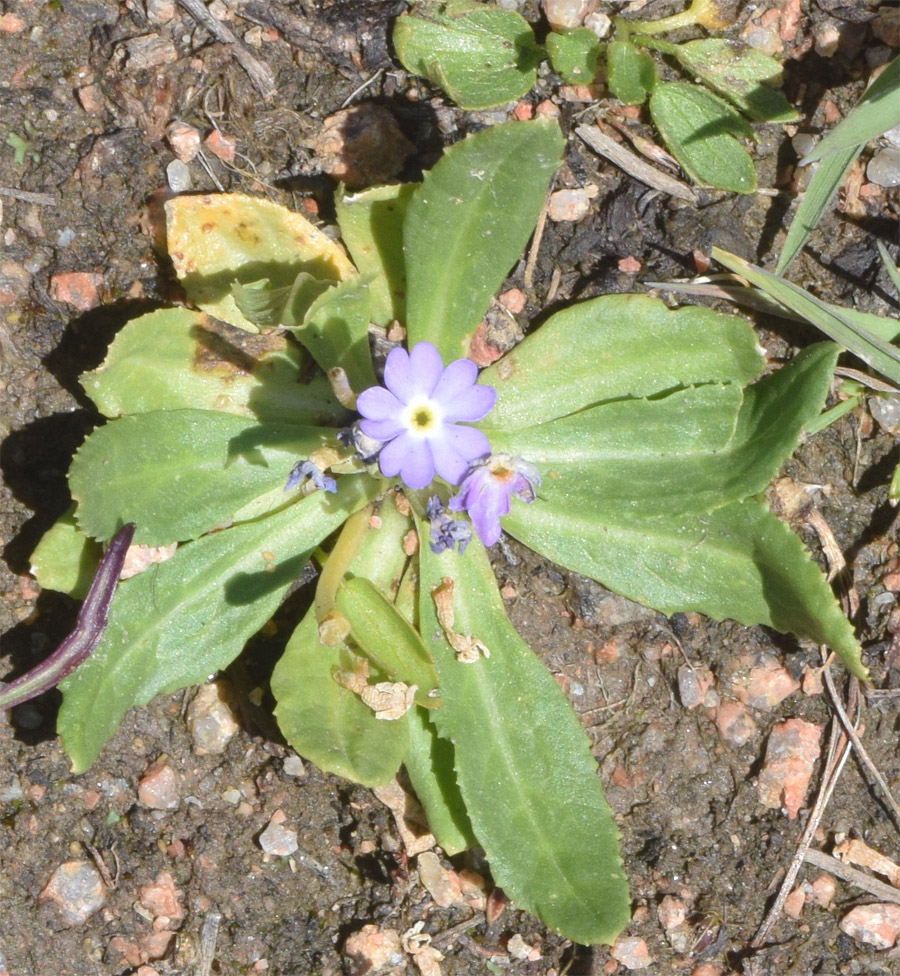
(294, 276, 378, 392)
(546, 28, 601, 85)
(650, 81, 757, 193)
(230, 272, 333, 329)
(337, 576, 439, 708)
(653, 38, 798, 122)
(507, 498, 865, 678)
(30, 507, 101, 600)
(335, 183, 414, 326)
(404, 705, 475, 855)
(81, 308, 347, 426)
(165, 193, 356, 332)
(273, 608, 409, 787)
(607, 39, 656, 105)
(272, 491, 412, 786)
(416, 530, 630, 945)
(70, 410, 334, 545)
(393, 0, 540, 110)
(59, 476, 379, 772)
(404, 119, 565, 363)
(480, 294, 764, 430)
(492, 343, 838, 517)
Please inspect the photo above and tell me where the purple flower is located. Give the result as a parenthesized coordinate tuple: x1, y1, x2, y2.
(449, 454, 540, 547)
(426, 494, 472, 555)
(356, 341, 496, 490)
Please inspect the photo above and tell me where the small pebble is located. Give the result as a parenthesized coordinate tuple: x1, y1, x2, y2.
(810, 873, 836, 908)
(139, 871, 185, 921)
(867, 148, 900, 188)
(166, 121, 201, 163)
(259, 810, 299, 856)
(714, 700, 758, 747)
(737, 656, 800, 710)
(39, 861, 107, 925)
(138, 763, 181, 810)
(187, 681, 241, 755)
(840, 903, 900, 949)
(658, 894, 688, 930)
(610, 936, 652, 970)
(548, 186, 596, 222)
(783, 886, 806, 919)
(49, 271, 104, 311)
(344, 924, 403, 973)
(757, 717, 822, 819)
(205, 128, 237, 164)
(282, 754, 306, 777)
(166, 159, 192, 193)
(542, 0, 597, 31)
(417, 851, 464, 908)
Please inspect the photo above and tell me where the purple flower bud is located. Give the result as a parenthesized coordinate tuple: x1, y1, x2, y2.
(426, 494, 472, 555)
(356, 341, 496, 490)
(285, 459, 337, 494)
(449, 454, 541, 547)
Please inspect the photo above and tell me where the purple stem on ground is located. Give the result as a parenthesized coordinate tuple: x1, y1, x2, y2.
(0, 523, 135, 712)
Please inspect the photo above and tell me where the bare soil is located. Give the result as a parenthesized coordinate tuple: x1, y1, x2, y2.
(1, 3, 898, 975)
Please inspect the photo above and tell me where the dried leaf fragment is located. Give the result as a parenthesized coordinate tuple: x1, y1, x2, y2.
(430, 577, 490, 663)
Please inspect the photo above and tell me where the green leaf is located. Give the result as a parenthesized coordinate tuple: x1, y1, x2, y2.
(273, 608, 410, 787)
(80, 308, 348, 426)
(337, 576, 439, 708)
(70, 410, 334, 545)
(404, 706, 475, 855)
(294, 276, 378, 392)
(546, 28, 601, 85)
(230, 272, 334, 329)
(492, 343, 838, 517)
(480, 294, 764, 430)
(649, 81, 757, 193)
(507, 497, 865, 678)
(272, 491, 412, 787)
(607, 39, 656, 105)
(800, 56, 899, 164)
(646, 37, 798, 122)
(714, 248, 900, 385)
(165, 193, 356, 332)
(404, 119, 565, 362)
(393, 0, 540, 110)
(335, 183, 415, 326)
(775, 146, 860, 274)
(59, 476, 379, 772)
(30, 508, 102, 599)
(415, 532, 630, 945)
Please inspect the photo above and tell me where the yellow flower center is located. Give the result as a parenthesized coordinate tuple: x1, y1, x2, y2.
(404, 397, 442, 438)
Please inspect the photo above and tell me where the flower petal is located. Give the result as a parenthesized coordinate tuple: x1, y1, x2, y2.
(429, 435, 470, 486)
(357, 386, 404, 421)
(441, 381, 497, 422)
(359, 417, 405, 440)
(431, 358, 478, 407)
(378, 433, 435, 489)
(444, 424, 490, 464)
(384, 341, 443, 401)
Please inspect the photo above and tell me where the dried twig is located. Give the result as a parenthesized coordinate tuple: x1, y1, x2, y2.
(0, 186, 59, 205)
(803, 848, 900, 905)
(177, 0, 276, 100)
(576, 123, 699, 204)
(823, 667, 900, 832)
(196, 909, 222, 976)
(523, 181, 554, 289)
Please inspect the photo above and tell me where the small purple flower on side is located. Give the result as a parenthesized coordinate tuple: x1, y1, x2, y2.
(449, 454, 541, 547)
(356, 341, 496, 490)
(285, 460, 337, 494)
(426, 494, 472, 555)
